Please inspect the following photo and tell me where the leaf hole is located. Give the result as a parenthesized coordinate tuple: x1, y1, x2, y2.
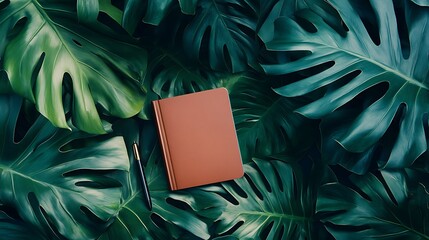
(295, 16, 318, 33)
(349, 177, 372, 202)
(166, 197, 191, 211)
(236, 21, 256, 40)
(60, 135, 111, 152)
(40, 206, 67, 240)
(218, 220, 244, 237)
(244, 174, 264, 200)
(31, 52, 46, 97)
(72, 39, 82, 47)
(97, 12, 127, 34)
(0, 0, 10, 10)
(324, 221, 371, 232)
(28, 193, 65, 240)
(198, 26, 211, 67)
(278, 224, 285, 239)
(288, 50, 313, 62)
(337, 81, 388, 112)
(316, 1, 348, 37)
(260, 220, 274, 239)
(215, 185, 240, 205)
(80, 206, 106, 224)
(150, 213, 167, 229)
(110, 0, 124, 9)
(75, 177, 122, 189)
(190, 80, 201, 92)
(253, 162, 272, 193)
(394, 2, 411, 59)
(349, 0, 380, 45)
(13, 100, 36, 143)
(273, 165, 284, 192)
(222, 45, 233, 72)
(9, 17, 27, 38)
(377, 103, 406, 167)
(227, 180, 247, 203)
(373, 171, 399, 206)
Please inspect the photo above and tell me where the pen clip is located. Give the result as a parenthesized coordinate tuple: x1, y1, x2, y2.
(132, 142, 140, 161)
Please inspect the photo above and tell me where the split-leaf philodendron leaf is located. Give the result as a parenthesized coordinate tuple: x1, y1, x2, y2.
(262, 0, 429, 169)
(228, 74, 317, 162)
(183, 0, 258, 72)
(0, 210, 45, 240)
(198, 158, 334, 239)
(317, 170, 429, 239)
(0, 94, 130, 240)
(99, 119, 210, 240)
(0, 0, 147, 134)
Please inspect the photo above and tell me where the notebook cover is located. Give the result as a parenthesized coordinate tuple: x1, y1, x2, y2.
(152, 88, 243, 190)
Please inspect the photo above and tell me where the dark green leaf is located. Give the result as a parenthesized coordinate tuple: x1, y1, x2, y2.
(148, 48, 217, 98)
(0, 94, 130, 240)
(262, 0, 429, 168)
(410, 0, 429, 7)
(258, 0, 343, 43)
(317, 170, 429, 239)
(122, 0, 145, 33)
(77, 0, 99, 23)
(0, 210, 46, 240)
(199, 158, 333, 239)
(119, 0, 198, 33)
(0, 0, 147, 134)
(99, 119, 210, 239)
(138, 47, 218, 119)
(228, 74, 317, 162)
(179, 0, 198, 14)
(183, 0, 258, 72)
(0, 70, 11, 94)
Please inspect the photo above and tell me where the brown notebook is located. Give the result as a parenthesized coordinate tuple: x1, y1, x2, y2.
(153, 88, 244, 190)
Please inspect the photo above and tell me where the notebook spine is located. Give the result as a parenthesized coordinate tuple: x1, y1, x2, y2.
(153, 100, 177, 190)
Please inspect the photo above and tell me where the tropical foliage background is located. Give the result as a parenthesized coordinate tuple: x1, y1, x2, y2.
(0, 0, 428, 239)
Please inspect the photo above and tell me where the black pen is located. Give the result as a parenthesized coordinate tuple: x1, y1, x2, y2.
(132, 142, 152, 211)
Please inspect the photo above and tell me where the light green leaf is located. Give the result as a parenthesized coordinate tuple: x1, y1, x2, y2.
(183, 0, 258, 72)
(99, 119, 210, 239)
(199, 158, 334, 239)
(228, 74, 317, 162)
(0, 0, 147, 134)
(0, 94, 130, 240)
(262, 0, 429, 168)
(317, 170, 429, 239)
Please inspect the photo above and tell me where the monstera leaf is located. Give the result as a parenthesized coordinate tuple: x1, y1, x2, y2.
(197, 158, 334, 239)
(0, 210, 45, 240)
(0, 0, 147, 134)
(257, 0, 342, 43)
(317, 170, 429, 239)
(148, 48, 218, 98)
(183, 0, 258, 72)
(137, 47, 218, 119)
(99, 119, 210, 239)
(262, 0, 429, 168)
(144, 0, 198, 25)
(228, 74, 317, 162)
(0, 94, 130, 239)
